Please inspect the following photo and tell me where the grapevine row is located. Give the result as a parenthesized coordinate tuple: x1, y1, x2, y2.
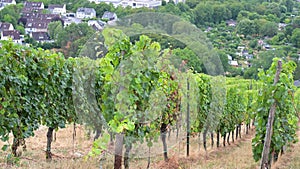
(0, 29, 298, 169)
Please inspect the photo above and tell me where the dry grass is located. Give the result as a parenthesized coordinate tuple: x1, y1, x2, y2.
(177, 127, 258, 169)
(0, 125, 101, 169)
(1, 123, 300, 169)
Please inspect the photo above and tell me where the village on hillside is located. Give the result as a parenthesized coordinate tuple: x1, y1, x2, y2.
(0, 0, 125, 44)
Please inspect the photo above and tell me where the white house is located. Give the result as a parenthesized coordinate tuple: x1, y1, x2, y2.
(0, 0, 16, 6)
(88, 20, 106, 31)
(0, 0, 16, 10)
(1, 30, 22, 44)
(48, 4, 66, 15)
(121, 0, 162, 8)
(1, 0, 16, 5)
(62, 14, 82, 27)
(101, 11, 117, 21)
(76, 8, 96, 19)
(89, 0, 162, 8)
(31, 32, 53, 43)
(25, 21, 48, 34)
(227, 55, 233, 61)
(229, 60, 239, 67)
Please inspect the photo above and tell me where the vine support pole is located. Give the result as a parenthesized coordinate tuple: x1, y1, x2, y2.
(260, 60, 282, 169)
(186, 77, 190, 157)
(115, 53, 125, 169)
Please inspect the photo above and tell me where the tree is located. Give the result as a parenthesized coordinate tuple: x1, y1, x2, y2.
(227, 2, 244, 20)
(213, 4, 231, 24)
(48, 21, 63, 40)
(185, 0, 200, 9)
(173, 48, 203, 73)
(15, 25, 25, 35)
(269, 32, 285, 45)
(193, 3, 213, 26)
(2, 14, 17, 27)
(237, 10, 250, 21)
(249, 39, 258, 48)
(259, 21, 278, 37)
(255, 4, 267, 15)
(282, 0, 294, 12)
(236, 19, 257, 36)
(265, 2, 281, 18)
(291, 28, 300, 48)
(217, 50, 230, 72)
(88, 2, 113, 17)
(292, 16, 300, 28)
(0, 4, 22, 27)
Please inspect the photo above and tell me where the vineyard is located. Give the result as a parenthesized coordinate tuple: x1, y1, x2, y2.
(0, 28, 299, 169)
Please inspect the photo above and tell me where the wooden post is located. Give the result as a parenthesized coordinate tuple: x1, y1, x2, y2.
(115, 51, 125, 169)
(186, 77, 190, 157)
(260, 60, 282, 169)
(114, 134, 124, 169)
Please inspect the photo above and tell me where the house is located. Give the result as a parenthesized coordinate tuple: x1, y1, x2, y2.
(227, 55, 233, 61)
(0, 22, 14, 32)
(0, 0, 16, 10)
(237, 46, 245, 51)
(21, 7, 43, 14)
(263, 43, 271, 50)
(76, 8, 96, 19)
(244, 54, 254, 60)
(66, 13, 76, 17)
(229, 60, 239, 67)
(89, 0, 161, 8)
(20, 13, 61, 34)
(22, 1, 44, 14)
(101, 11, 117, 21)
(0, 0, 16, 6)
(62, 14, 82, 27)
(278, 23, 287, 31)
(236, 46, 245, 57)
(258, 40, 264, 46)
(88, 20, 106, 31)
(25, 21, 48, 34)
(120, 0, 162, 8)
(24, 1, 44, 9)
(226, 19, 237, 27)
(31, 32, 52, 43)
(1, 30, 22, 44)
(204, 27, 212, 33)
(48, 4, 66, 15)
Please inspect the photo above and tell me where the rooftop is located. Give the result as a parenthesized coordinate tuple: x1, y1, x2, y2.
(76, 7, 96, 14)
(2, 30, 20, 40)
(0, 22, 12, 31)
(24, 1, 43, 8)
(48, 4, 65, 9)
